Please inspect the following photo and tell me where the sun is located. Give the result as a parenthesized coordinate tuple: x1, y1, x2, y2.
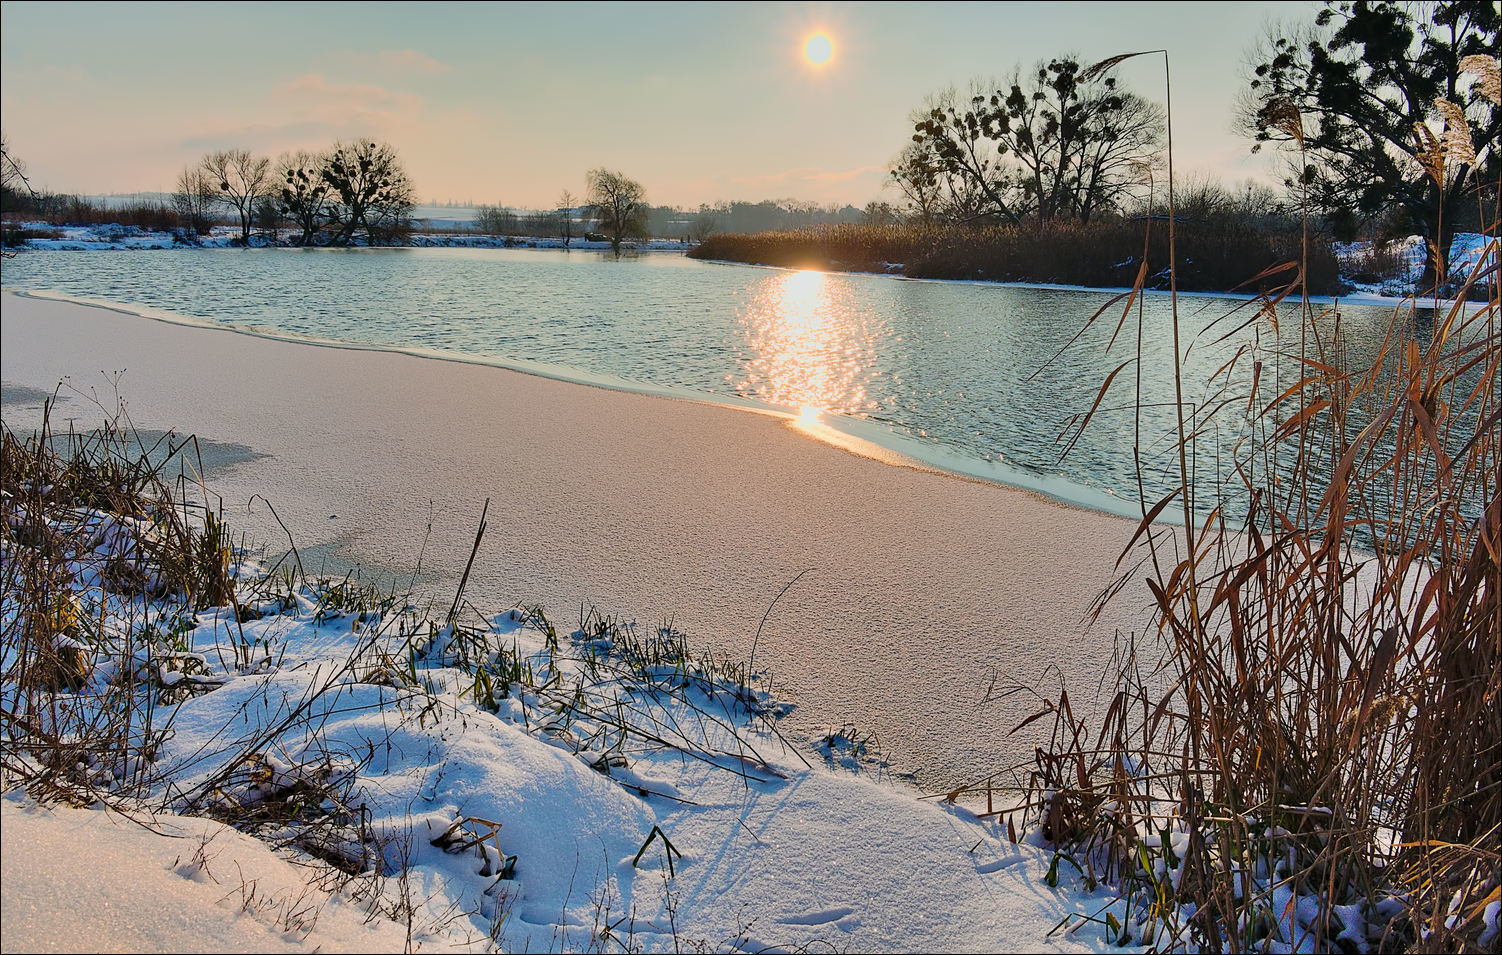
(804, 32, 834, 66)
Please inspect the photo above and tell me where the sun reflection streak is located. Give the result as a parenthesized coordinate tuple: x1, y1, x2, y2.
(734, 269, 881, 420)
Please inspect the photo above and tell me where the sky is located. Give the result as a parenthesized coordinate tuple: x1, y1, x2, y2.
(0, 1, 1321, 210)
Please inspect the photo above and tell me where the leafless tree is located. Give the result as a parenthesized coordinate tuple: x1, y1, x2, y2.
(323, 140, 416, 245)
(908, 58, 1164, 226)
(201, 148, 272, 245)
(1068, 90, 1162, 222)
(689, 203, 719, 241)
(585, 168, 647, 252)
(173, 165, 217, 237)
(557, 189, 576, 247)
(889, 139, 948, 223)
(1, 134, 38, 256)
(2, 134, 36, 206)
(863, 200, 901, 225)
(475, 203, 517, 235)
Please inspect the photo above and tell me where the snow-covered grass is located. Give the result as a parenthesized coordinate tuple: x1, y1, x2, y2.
(1, 401, 1124, 953)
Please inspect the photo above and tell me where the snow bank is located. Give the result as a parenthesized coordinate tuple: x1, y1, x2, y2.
(5, 221, 692, 253)
(1, 578, 1118, 953)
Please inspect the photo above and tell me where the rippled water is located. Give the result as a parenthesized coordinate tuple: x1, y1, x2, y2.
(0, 246, 1427, 515)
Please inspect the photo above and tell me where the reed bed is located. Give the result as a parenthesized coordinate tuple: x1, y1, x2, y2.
(6, 193, 186, 232)
(997, 81, 1501, 949)
(1041, 278, 1498, 952)
(688, 217, 1342, 294)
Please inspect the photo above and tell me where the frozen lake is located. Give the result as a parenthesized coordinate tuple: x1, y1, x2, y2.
(0, 245, 1419, 519)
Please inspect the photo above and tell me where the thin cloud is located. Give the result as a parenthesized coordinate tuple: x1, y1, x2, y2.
(278, 74, 424, 111)
(377, 49, 450, 74)
(327, 49, 450, 75)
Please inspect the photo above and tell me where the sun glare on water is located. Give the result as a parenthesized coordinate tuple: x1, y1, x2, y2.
(804, 32, 834, 66)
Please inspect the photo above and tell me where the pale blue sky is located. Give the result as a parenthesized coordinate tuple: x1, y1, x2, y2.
(1, 1, 1319, 208)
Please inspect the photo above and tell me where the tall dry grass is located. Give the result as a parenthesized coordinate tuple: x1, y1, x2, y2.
(688, 216, 1342, 294)
(1037, 275, 1499, 951)
(8, 193, 186, 232)
(1009, 55, 1501, 953)
(1, 398, 238, 800)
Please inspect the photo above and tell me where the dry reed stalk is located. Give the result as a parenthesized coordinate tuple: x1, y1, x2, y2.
(1, 395, 241, 799)
(1019, 49, 1501, 953)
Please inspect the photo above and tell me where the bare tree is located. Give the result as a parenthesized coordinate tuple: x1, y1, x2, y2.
(1069, 90, 1162, 223)
(275, 150, 332, 246)
(908, 84, 1026, 225)
(2, 134, 36, 209)
(323, 140, 416, 245)
(1, 134, 39, 256)
(475, 203, 517, 235)
(201, 149, 272, 245)
(252, 195, 283, 244)
(889, 139, 948, 222)
(173, 165, 217, 237)
(863, 200, 901, 225)
(557, 188, 576, 247)
(690, 203, 719, 241)
(585, 168, 647, 252)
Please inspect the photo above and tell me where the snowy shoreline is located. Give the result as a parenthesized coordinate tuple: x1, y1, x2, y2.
(0, 599, 1118, 953)
(10, 223, 1494, 308)
(1, 290, 1144, 789)
(6, 220, 694, 254)
(0, 293, 1146, 953)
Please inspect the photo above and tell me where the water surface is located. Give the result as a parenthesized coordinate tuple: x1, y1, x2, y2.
(5, 246, 1432, 519)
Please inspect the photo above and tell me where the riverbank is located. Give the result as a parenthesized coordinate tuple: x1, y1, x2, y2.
(1, 220, 693, 253)
(1, 290, 1151, 951)
(0, 405, 1119, 954)
(687, 223, 1497, 300)
(1, 290, 1144, 788)
(687, 220, 1344, 294)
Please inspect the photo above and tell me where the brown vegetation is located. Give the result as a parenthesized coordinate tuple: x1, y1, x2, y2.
(3, 194, 184, 232)
(689, 217, 1342, 295)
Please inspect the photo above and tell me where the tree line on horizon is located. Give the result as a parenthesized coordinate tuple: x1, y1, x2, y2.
(1, 132, 897, 251)
(881, 1, 1497, 289)
(3, 2, 1496, 285)
(1, 135, 912, 249)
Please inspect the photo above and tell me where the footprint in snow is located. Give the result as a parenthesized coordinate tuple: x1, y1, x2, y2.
(779, 906, 856, 926)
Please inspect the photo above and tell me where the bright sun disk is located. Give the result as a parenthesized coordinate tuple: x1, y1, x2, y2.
(804, 33, 833, 65)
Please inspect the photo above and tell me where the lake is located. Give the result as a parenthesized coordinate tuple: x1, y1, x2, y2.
(2, 245, 1487, 787)
(0, 246, 1423, 521)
